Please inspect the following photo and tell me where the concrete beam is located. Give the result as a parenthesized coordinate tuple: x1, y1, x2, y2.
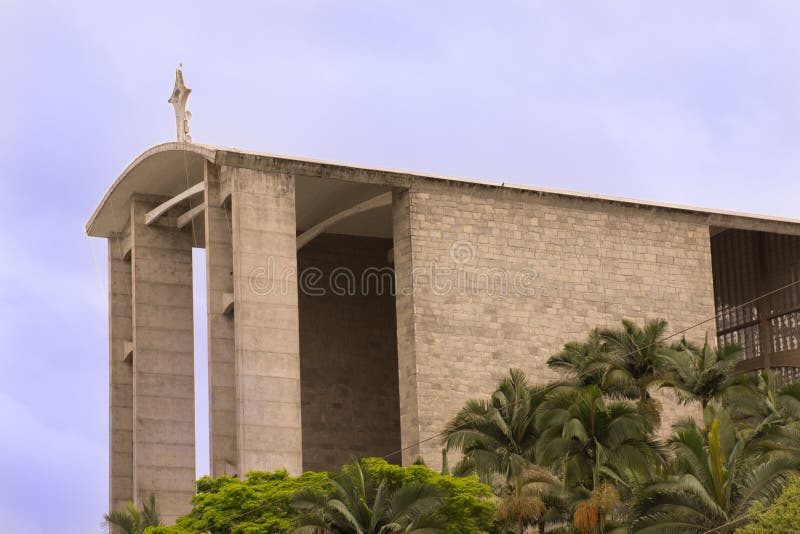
(177, 202, 206, 229)
(144, 182, 204, 226)
(296, 192, 392, 250)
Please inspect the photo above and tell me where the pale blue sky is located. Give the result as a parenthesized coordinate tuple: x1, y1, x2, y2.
(1, 1, 799, 532)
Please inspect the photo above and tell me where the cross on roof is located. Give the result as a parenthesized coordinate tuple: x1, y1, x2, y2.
(168, 65, 192, 143)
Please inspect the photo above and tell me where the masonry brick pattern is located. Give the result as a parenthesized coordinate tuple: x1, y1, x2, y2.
(298, 234, 401, 470)
(398, 181, 712, 466)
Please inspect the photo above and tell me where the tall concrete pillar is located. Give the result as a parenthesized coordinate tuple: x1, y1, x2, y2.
(225, 165, 303, 475)
(391, 189, 422, 464)
(130, 196, 196, 523)
(204, 162, 238, 477)
(108, 232, 134, 511)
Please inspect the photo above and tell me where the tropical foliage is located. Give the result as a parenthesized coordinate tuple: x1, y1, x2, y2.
(146, 471, 330, 534)
(735, 475, 800, 534)
(443, 369, 547, 483)
(107, 318, 799, 534)
(658, 336, 746, 408)
(360, 458, 497, 534)
(634, 409, 799, 533)
(442, 319, 800, 533)
(104, 494, 161, 534)
(292, 458, 445, 533)
(144, 460, 495, 534)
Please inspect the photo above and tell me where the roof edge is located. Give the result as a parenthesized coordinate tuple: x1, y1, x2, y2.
(85, 142, 216, 235)
(87, 141, 800, 237)
(212, 144, 800, 229)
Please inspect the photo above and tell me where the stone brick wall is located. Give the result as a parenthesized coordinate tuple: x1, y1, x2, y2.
(398, 179, 713, 467)
(298, 233, 401, 471)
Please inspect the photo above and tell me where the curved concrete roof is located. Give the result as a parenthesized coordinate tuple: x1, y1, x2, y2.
(87, 141, 800, 238)
(86, 142, 215, 237)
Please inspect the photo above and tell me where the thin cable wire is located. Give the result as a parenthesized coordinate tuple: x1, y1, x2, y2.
(702, 503, 777, 533)
(374, 277, 800, 463)
(87, 236, 106, 301)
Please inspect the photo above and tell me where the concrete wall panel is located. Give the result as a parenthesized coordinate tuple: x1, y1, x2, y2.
(204, 162, 238, 477)
(108, 233, 134, 512)
(130, 197, 196, 524)
(226, 165, 303, 475)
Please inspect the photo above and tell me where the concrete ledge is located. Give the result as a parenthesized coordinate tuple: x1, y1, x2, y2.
(222, 292, 234, 315)
(123, 341, 134, 363)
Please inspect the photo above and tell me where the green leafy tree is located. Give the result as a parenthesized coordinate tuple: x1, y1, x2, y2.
(291, 459, 445, 533)
(735, 475, 800, 533)
(146, 461, 495, 534)
(104, 494, 161, 534)
(633, 409, 799, 533)
(361, 458, 497, 534)
(147, 470, 330, 534)
(658, 337, 746, 409)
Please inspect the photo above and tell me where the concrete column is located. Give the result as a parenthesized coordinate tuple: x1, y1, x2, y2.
(225, 165, 302, 475)
(391, 189, 422, 464)
(130, 196, 196, 523)
(108, 232, 134, 511)
(204, 162, 238, 477)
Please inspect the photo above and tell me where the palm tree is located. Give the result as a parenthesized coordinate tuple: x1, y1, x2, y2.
(442, 369, 548, 483)
(291, 459, 445, 533)
(500, 466, 587, 534)
(103, 494, 161, 534)
(596, 319, 671, 403)
(443, 370, 559, 532)
(658, 337, 746, 409)
(738, 372, 800, 456)
(536, 385, 665, 493)
(494, 471, 546, 534)
(633, 409, 799, 533)
(573, 483, 621, 534)
(547, 329, 608, 388)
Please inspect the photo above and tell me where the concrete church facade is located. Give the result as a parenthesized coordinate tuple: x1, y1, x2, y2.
(86, 77, 800, 524)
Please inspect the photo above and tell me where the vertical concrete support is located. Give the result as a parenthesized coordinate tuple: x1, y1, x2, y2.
(204, 162, 238, 477)
(108, 232, 134, 512)
(391, 189, 421, 464)
(225, 165, 303, 475)
(130, 197, 196, 523)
